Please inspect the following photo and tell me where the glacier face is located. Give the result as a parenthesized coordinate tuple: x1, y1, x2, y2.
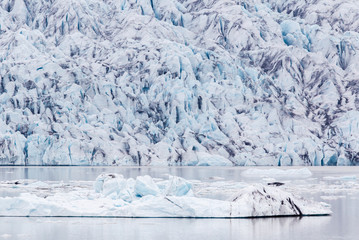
(0, 0, 359, 166)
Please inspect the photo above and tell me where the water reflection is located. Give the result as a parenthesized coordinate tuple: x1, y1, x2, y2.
(0, 166, 280, 182)
(0, 166, 359, 240)
(1, 166, 358, 182)
(0, 216, 338, 240)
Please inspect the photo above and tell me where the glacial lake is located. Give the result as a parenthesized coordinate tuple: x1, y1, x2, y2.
(0, 166, 358, 240)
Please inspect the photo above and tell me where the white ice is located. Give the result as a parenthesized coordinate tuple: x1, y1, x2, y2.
(1, 0, 359, 166)
(0, 173, 331, 218)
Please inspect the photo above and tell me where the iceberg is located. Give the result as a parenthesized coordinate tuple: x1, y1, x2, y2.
(0, 174, 331, 218)
(134, 175, 161, 197)
(165, 175, 193, 196)
(94, 174, 193, 201)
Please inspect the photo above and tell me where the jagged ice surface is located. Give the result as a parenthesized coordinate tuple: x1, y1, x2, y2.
(0, 173, 331, 217)
(1, 0, 359, 166)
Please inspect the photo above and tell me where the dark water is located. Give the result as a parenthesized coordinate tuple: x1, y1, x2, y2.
(0, 166, 358, 240)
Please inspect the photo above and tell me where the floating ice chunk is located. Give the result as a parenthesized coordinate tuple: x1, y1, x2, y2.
(165, 175, 192, 196)
(94, 174, 192, 199)
(102, 176, 127, 197)
(134, 175, 161, 197)
(94, 173, 134, 201)
(241, 168, 312, 178)
(230, 184, 329, 217)
(0, 183, 331, 218)
(117, 187, 134, 203)
(0, 176, 331, 218)
(94, 173, 123, 193)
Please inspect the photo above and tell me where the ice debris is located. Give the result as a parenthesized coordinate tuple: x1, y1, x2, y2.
(0, 174, 331, 218)
(241, 168, 313, 178)
(94, 173, 193, 201)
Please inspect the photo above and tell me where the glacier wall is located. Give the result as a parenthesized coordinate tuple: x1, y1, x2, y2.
(1, 0, 359, 166)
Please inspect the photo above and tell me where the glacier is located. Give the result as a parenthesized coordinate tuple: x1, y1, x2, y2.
(0, 0, 359, 166)
(0, 173, 331, 217)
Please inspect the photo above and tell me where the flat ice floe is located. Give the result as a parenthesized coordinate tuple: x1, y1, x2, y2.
(241, 168, 313, 178)
(0, 174, 331, 218)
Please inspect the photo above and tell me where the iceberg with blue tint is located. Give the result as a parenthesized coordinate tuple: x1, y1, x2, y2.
(0, 174, 332, 218)
(94, 173, 193, 201)
(135, 175, 161, 197)
(165, 175, 192, 196)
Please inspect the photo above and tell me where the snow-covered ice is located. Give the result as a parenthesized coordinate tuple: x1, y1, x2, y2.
(0, 173, 331, 218)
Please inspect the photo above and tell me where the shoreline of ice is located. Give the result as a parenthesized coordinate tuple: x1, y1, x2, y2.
(0, 173, 331, 218)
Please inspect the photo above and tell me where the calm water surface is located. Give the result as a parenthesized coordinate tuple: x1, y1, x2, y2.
(0, 166, 358, 240)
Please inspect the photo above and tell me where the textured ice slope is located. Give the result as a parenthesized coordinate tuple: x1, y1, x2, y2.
(0, 174, 331, 217)
(1, 0, 359, 166)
